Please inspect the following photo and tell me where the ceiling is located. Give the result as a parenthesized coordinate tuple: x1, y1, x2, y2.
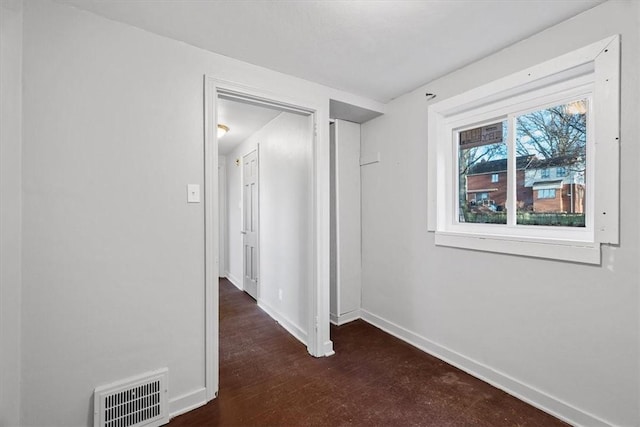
(57, 0, 602, 103)
(55, 0, 602, 154)
(217, 97, 282, 155)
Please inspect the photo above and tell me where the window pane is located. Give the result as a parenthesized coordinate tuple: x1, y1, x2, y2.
(458, 121, 507, 224)
(516, 99, 587, 227)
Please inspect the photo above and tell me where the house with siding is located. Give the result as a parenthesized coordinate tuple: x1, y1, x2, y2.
(525, 156, 585, 214)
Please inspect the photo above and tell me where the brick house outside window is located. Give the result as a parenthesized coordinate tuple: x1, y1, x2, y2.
(466, 155, 584, 214)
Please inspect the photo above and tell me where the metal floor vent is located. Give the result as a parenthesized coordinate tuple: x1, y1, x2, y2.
(94, 368, 169, 427)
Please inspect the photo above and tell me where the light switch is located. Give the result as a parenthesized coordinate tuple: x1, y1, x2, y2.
(187, 184, 200, 203)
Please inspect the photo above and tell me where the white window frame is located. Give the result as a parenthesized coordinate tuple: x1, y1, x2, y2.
(427, 35, 620, 264)
(491, 173, 499, 183)
(449, 85, 594, 239)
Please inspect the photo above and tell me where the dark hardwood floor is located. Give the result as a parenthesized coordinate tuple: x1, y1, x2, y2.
(169, 278, 566, 426)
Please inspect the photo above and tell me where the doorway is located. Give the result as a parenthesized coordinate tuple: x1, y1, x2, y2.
(218, 96, 312, 327)
(216, 96, 280, 295)
(204, 77, 331, 402)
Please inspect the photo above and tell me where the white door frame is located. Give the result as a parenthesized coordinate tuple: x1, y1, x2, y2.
(203, 76, 333, 402)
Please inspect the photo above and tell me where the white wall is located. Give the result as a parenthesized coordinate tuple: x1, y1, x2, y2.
(21, 1, 207, 424)
(259, 112, 313, 340)
(0, 1, 23, 425)
(360, 1, 639, 426)
(330, 120, 362, 324)
(226, 112, 313, 340)
(17, 1, 383, 425)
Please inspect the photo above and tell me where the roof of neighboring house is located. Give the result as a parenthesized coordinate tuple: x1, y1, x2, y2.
(468, 154, 583, 175)
(468, 155, 534, 175)
(528, 155, 582, 169)
(532, 179, 564, 190)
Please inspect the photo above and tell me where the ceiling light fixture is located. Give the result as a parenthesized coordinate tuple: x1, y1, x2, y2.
(217, 124, 230, 138)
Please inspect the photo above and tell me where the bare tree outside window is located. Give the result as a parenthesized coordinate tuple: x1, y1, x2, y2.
(517, 99, 588, 226)
(516, 100, 587, 160)
(457, 100, 588, 226)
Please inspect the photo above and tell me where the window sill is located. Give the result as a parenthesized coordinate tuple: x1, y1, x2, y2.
(434, 231, 600, 264)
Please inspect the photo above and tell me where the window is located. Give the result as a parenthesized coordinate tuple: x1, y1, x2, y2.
(537, 189, 556, 199)
(516, 100, 586, 226)
(427, 36, 620, 264)
(459, 121, 506, 224)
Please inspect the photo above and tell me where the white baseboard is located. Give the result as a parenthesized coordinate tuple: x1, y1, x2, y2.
(330, 309, 361, 326)
(168, 387, 207, 420)
(360, 309, 612, 427)
(258, 299, 307, 347)
(329, 313, 339, 325)
(225, 272, 242, 290)
(322, 340, 335, 357)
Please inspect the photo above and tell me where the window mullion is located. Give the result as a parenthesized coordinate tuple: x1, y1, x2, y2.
(507, 114, 516, 226)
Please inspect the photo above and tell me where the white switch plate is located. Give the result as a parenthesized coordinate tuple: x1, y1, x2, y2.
(187, 184, 200, 203)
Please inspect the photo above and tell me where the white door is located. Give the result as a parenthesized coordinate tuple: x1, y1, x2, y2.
(242, 149, 259, 300)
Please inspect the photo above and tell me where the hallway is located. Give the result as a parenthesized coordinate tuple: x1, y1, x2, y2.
(169, 279, 566, 426)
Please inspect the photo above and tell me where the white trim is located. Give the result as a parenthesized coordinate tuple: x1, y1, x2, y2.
(435, 232, 600, 265)
(169, 388, 208, 420)
(204, 75, 333, 404)
(334, 122, 342, 320)
(592, 35, 620, 245)
(322, 341, 335, 357)
(225, 272, 242, 290)
(427, 35, 620, 264)
(360, 309, 612, 427)
(330, 309, 361, 326)
(203, 76, 218, 403)
(258, 299, 308, 346)
(427, 37, 612, 115)
(446, 84, 594, 242)
(329, 313, 338, 324)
